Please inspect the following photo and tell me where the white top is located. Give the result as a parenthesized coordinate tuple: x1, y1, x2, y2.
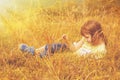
(74, 41, 107, 59)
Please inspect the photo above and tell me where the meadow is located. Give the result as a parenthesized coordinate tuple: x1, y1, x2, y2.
(0, 0, 120, 80)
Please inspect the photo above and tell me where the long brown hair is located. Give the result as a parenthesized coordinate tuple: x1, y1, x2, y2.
(81, 20, 107, 45)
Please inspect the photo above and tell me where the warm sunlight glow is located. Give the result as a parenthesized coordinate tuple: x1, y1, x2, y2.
(0, 0, 120, 79)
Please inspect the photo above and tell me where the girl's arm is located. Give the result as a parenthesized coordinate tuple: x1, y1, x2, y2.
(61, 34, 85, 51)
(73, 37, 85, 50)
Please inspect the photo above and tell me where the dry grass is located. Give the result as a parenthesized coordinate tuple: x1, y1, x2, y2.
(0, 0, 120, 80)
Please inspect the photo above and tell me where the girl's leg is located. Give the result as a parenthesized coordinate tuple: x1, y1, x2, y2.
(19, 43, 68, 58)
(44, 43, 67, 54)
(19, 43, 46, 56)
(39, 43, 68, 58)
(19, 44, 35, 55)
(35, 45, 46, 56)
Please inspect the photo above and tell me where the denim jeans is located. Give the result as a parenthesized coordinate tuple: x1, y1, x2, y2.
(40, 43, 67, 58)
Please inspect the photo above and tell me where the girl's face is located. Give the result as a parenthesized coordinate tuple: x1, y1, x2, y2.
(84, 34, 92, 43)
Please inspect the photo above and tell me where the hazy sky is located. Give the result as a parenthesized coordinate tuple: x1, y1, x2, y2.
(0, 0, 81, 29)
(0, 0, 58, 28)
(0, 0, 57, 14)
(0, 0, 15, 14)
(0, 0, 81, 10)
(0, 0, 82, 17)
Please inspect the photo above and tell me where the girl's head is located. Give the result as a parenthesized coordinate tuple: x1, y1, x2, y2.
(81, 20, 106, 45)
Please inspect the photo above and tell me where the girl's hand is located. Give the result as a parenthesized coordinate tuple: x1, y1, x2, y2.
(62, 34, 68, 40)
(59, 34, 68, 42)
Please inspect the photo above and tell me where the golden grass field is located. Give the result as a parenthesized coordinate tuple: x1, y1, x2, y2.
(0, 0, 120, 80)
